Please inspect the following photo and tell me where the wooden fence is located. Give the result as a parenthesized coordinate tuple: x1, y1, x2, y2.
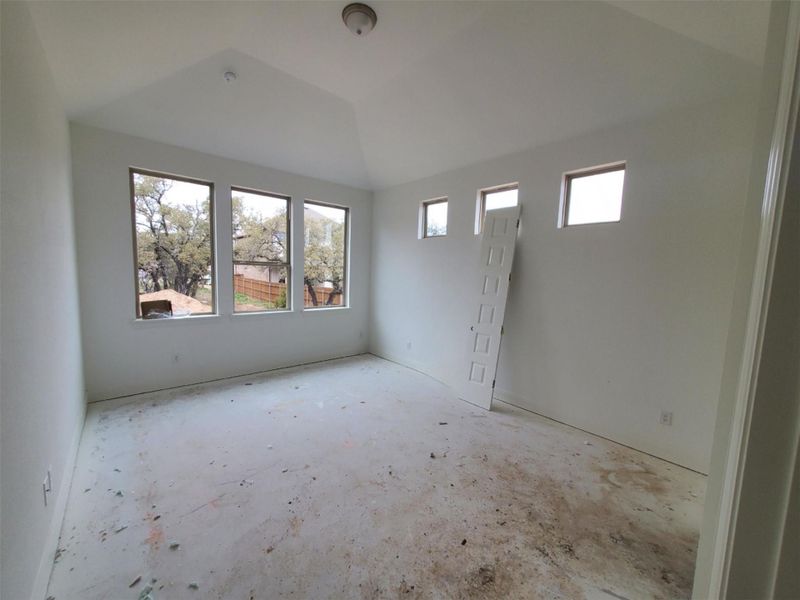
(233, 274, 341, 306)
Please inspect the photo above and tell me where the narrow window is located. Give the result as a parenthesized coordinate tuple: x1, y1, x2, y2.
(560, 163, 625, 227)
(421, 198, 448, 238)
(304, 201, 348, 309)
(232, 188, 291, 313)
(130, 169, 215, 318)
(477, 184, 518, 234)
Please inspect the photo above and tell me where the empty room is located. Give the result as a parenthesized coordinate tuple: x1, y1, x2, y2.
(2, 1, 799, 599)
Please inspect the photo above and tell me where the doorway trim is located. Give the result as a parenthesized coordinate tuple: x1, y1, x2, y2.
(707, 4, 800, 596)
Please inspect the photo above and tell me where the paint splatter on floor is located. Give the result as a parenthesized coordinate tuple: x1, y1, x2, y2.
(46, 355, 704, 599)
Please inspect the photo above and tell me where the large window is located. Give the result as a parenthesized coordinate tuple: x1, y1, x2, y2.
(232, 188, 291, 313)
(131, 169, 215, 318)
(560, 163, 625, 227)
(303, 201, 348, 308)
(477, 184, 518, 234)
(421, 198, 448, 238)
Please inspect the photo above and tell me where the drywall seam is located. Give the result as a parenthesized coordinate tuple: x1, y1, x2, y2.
(710, 6, 800, 596)
(30, 400, 86, 600)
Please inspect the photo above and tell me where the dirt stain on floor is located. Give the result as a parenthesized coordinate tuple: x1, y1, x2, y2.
(45, 356, 704, 600)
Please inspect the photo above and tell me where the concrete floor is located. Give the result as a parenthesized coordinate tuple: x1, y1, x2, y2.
(47, 355, 704, 600)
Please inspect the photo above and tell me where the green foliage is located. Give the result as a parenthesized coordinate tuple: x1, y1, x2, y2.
(231, 196, 287, 263)
(275, 287, 287, 309)
(134, 174, 211, 298)
(234, 292, 276, 310)
(135, 180, 343, 308)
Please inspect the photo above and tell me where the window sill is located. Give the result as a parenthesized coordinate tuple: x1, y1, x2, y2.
(132, 314, 220, 327)
(231, 309, 293, 319)
(303, 306, 350, 313)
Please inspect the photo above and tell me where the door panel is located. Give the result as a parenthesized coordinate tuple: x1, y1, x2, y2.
(458, 205, 521, 409)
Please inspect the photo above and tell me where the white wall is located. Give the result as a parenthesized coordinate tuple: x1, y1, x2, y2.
(370, 98, 757, 473)
(0, 3, 87, 599)
(71, 124, 372, 401)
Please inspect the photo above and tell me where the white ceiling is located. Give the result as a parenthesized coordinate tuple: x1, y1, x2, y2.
(27, 0, 769, 190)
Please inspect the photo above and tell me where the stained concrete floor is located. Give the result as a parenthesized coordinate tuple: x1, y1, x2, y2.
(47, 355, 704, 600)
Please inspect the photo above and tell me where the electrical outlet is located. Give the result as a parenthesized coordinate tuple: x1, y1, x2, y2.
(660, 410, 673, 426)
(406, 341, 412, 350)
(42, 469, 52, 506)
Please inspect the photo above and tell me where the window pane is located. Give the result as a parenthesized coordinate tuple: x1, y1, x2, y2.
(133, 172, 213, 317)
(479, 186, 518, 233)
(304, 202, 347, 308)
(566, 169, 625, 225)
(232, 190, 288, 263)
(485, 188, 518, 211)
(234, 264, 288, 312)
(425, 201, 447, 237)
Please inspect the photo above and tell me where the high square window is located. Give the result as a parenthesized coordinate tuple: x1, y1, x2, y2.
(560, 163, 625, 227)
(421, 197, 448, 238)
(476, 184, 518, 234)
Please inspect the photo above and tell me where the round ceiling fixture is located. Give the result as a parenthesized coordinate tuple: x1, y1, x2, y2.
(342, 3, 377, 37)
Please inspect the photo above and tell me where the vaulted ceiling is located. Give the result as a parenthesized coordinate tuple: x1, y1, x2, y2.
(28, 1, 769, 190)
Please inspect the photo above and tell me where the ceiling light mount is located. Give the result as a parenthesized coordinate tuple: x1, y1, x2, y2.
(342, 3, 377, 37)
(223, 70, 238, 83)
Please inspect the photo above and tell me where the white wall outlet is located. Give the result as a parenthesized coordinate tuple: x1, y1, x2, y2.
(660, 410, 673, 426)
(42, 469, 52, 506)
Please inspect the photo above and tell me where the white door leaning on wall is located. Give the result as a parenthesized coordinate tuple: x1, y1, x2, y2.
(458, 205, 521, 410)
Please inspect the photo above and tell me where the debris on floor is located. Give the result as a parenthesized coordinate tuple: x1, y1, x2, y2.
(43, 356, 706, 600)
(137, 585, 154, 600)
(129, 575, 141, 588)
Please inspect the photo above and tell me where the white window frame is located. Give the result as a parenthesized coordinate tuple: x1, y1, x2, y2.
(303, 199, 350, 310)
(558, 162, 626, 228)
(231, 186, 292, 314)
(419, 197, 448, 239)
(475, 183, 519, 235)
(129, 167, 217, 320)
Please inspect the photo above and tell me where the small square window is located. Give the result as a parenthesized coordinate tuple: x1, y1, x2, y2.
(477, 184, 518, 234)
(561, 163, 625, 227)
(421, 198, 448, 238)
